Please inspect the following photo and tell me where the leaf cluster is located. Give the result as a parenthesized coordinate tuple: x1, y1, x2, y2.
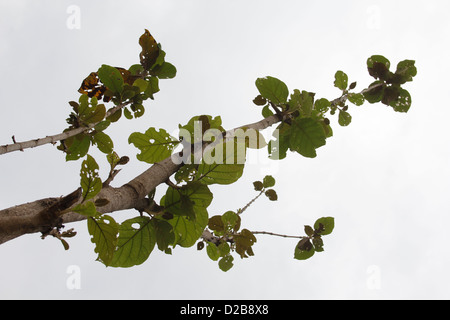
(49, 29, 416, 271)
(294, 217, 335, 260)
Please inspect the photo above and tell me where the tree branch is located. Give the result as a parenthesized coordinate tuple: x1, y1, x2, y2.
(0, 113, 283, 245)
(0, 102, 130, 155)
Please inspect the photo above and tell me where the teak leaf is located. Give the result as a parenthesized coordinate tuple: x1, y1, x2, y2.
(128, 127, 179, 163)
(255, 76, 289, 105)
(109, 216, 156, 268)
(139, 29, 160, 70)
(80, 154, 102, 202)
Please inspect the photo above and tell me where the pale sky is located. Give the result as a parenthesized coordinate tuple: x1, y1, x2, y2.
(1, 0, 450, 299)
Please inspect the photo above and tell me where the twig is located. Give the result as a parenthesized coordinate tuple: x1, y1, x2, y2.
(0, 101, 130, 156)
(251, 231, 305, 239)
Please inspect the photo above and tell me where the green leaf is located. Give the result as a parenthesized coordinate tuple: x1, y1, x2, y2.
(392, 60, 417, 84)
(255, 76, 289, 104)
(109, 216, 156, 268)
(88, 215, 119, 266)
(312, 236, 324, 252)
(65, 134, 91, 161)
(288, 118, 327, 158)
(80, 154, 102, 201)
(367, 55, 391, 81)
(92, 132, 114, 154)
(314, 98, 331, 113)
(98, 65, 124, 94)
(288, 89, 314, 117)
(347, 93, 365, 106)
(338, 110, 352, 126)
(81, 104, 106, 124)
(234, 229, 257, 258)
(262, 175, 276, 188)
(132, 78, 148, 92)
(304, 225, 314, 237)
(363, 81, 385, 103)
(170, 207, 209, 248)
(128, 127, 179, 164)
(208, 215, 224, 233)
(314, 217, 335, 236)
(152, 62, 177, 79)
(334, 71, 348, 91)
(206, 242, 221, 261)
(221, 211, 240, 232)
(72, 201, 98, 217)
(152, 219, 175, 252)
(389, 88, 411, 113)
(196, 162, 245, 185)
(261, 105, 274, 118)
(167, 183, 213, 247)
(294, 239, 315, 260)
(218, 255, 234, 272)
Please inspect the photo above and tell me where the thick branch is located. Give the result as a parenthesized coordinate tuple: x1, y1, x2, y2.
(0, 114, 283, 245)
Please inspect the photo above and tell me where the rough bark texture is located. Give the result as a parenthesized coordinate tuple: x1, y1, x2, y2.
(0, 114, 282, 245)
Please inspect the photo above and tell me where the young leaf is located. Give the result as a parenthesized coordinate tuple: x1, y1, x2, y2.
(255, 76, 289, 104)
(253, 181, 264, 191)
(367, 55, 391, 81)
(72, 201, 98, 217)
(253, 95, 267, 106)
(218, 254, 234, 272)
(109, 216, 156, 268)
(392, 60, 417, 84)
(80, 154, 102, 201)
(389, 88, 411, 113)
(262, 175, 276, 188)
(338, 110, 352, 126)
(234, 229, 257, 258)
(294, 239, 315, 260)
(334, 71, 348, 91)
(363, 81, 385, 103)
(347, 93, 365, 106)
(314, 217, 335, 236)
(264, 189, 278, 201)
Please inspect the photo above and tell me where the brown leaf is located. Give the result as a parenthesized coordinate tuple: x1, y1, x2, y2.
(139, 29, 160, 70)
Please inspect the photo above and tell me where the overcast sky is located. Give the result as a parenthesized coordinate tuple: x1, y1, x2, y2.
(1, 0, 450, 299)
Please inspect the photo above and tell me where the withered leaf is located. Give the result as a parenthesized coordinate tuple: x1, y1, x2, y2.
(78, 67, 140, 102)
(139, 29, 160, 70)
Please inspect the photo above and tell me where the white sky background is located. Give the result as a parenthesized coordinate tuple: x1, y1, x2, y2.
(0, 0, 449, 299)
